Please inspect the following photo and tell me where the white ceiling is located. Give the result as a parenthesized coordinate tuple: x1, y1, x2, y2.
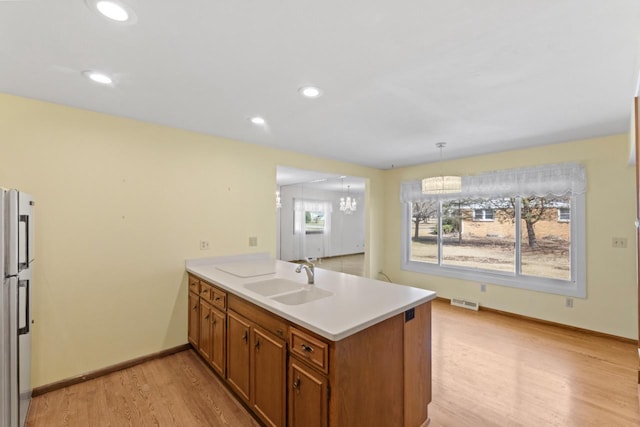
(277, 166, 365, 193)
(2, 0, 640, 169)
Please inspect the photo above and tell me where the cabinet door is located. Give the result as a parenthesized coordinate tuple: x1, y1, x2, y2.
(289, 359, 328, 427)
(252, 327, 286, 427)
(210, 306, 226, 377)
(199, 300, 212, 360)
(227, 311, 251, 402)
(188, 292, 199, 347)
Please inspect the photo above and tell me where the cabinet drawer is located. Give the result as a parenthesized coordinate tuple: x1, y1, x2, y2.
(229, 294, 288, 340)
(289, 327, 329, 374)
(200, 282, 213, 301)
(211, 289, 226, 309)
(188, 274, 200, 294)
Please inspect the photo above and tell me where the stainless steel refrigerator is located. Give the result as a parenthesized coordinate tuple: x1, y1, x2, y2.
(0, 189, 34, 427)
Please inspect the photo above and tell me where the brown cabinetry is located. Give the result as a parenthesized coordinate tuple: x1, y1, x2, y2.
(188, 272, 432, 426)
(210, 306, 226, 377)
(188, 274, 228, 377)
(188, 291, 199, 347)
(227, 310, 251, 402)
(198, 299, 213, 361)
(228, 294, 287, 427)
(288, 352, 328, 427)
(288, 327, 329, 427)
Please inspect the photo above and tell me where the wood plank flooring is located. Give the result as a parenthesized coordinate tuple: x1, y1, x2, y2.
(428, 300, 640, 427)
(26, 350, 259, 427)
(27, 299, 640, 426)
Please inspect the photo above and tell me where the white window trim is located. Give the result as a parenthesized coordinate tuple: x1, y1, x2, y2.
(401, 194, 586, 298)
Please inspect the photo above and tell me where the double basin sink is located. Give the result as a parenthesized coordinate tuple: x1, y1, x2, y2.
(244, 278, 333, 305)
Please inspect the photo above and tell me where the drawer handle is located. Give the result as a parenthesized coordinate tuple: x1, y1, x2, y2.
(301, 343, 314, 353)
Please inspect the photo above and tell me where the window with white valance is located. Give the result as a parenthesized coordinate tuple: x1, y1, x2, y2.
(400, 163, 586, 297)
(401, 162, 586, 202)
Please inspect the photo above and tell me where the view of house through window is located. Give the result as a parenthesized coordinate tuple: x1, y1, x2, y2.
(410, 195, 571, 281)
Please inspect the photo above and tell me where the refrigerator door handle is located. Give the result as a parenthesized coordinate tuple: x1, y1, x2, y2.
(18, 214, 29, 271)
(18, 280, 29, 334)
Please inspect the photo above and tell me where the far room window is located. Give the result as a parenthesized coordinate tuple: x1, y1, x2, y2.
(400, 163, 586, 297)
(305, 211, 325, 234)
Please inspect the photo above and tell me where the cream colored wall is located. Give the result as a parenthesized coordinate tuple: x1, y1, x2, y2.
(0, 93, 384, 387)
(3, 90, 635, 388)
(382, 135, 638, 339)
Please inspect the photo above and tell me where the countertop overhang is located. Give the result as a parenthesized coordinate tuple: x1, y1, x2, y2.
(186, 253, 436, 341)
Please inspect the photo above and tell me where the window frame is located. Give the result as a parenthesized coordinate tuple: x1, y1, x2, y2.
(472, 208, 495, 222)
(401, 194, 586, 298)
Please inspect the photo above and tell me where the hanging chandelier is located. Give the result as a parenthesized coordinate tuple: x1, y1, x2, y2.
(339, 182, 357, 215)
(422, 142, 461, 194)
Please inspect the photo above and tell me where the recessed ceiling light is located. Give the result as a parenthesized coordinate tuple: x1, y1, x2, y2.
(97, 1, 128, 21)
(86, 0, 137, 24)
(83, 70, 113, 85)
(299, 86, 322, 98)
(249, 116, 266, 125)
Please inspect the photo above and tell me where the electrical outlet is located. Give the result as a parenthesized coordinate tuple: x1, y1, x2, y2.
(249, 236, 258, 247)
(565, 297, 573, 308)
(480, 284, 487, 292)
(612, 237, 628, 248)
(200, 240, 210, 250)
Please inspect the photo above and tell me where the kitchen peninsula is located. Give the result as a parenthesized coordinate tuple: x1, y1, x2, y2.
(186, 253, 436, 427)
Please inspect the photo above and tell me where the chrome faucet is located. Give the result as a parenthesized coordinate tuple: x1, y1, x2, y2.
(295, 261, 315, 284)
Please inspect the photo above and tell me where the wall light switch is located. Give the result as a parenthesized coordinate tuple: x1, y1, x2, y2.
(249, 236, 258, 247)
(200, 240, 210, 250)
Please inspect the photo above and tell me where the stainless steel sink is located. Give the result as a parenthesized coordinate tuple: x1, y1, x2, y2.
(271, 287, 333, 305)
(244, 278, 304, 296)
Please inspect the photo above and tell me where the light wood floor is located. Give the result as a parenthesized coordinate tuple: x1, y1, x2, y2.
(26, 350, 260, 427)
(27, 299, 640, 426)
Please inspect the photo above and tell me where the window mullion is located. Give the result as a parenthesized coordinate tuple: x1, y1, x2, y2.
(515, 197, 522, 275)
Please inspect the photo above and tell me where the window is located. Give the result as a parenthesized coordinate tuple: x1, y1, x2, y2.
(473, 208, 494, 221)
(401, 163, 586, 297)
(305, 211, 325, 234)
(558, 207, 570, 222)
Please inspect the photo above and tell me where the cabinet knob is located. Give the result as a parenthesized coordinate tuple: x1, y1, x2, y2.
(204, 314, 210, 320)
(212, 318, 217, 325)
(192, 305, 198, 310)
(293, 376, 301, 392)
(301, 343, 314, 353)
(254, 339, 261, 350)
(242, 331, 248, 343)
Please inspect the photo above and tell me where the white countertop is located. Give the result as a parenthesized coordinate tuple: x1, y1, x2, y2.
(186, 254, 436, 341)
